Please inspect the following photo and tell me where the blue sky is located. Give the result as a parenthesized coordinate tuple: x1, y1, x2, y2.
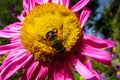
(85, 0, 112, 38)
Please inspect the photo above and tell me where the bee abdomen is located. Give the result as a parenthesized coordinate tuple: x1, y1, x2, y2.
(52, 40, 65, 54)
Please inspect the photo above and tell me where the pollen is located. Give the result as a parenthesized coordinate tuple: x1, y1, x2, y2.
(21, 3, 82, 62)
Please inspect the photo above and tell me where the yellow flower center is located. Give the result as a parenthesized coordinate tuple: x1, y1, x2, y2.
(21, 3, 82, 62)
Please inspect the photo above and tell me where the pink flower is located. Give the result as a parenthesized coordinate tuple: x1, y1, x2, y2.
(0, 0, 114, 80)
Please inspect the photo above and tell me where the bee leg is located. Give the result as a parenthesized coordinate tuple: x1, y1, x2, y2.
(37, 35, 48, 44)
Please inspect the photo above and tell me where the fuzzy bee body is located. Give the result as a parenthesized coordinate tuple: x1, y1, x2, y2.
(46, 28, 65, 54)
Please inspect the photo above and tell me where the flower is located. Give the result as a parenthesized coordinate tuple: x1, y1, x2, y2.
(116, 64, 120, 79)
(101, 73, 107, 80)
(117, 65, 120, 70)
(10, 3, 17, 17)
(116, 71, 120, 79)
(0, 0, 114, 80)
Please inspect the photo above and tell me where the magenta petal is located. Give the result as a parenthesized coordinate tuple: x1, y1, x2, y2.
(35, 0, 43, 4)
(4, 22, 21, 31)
(10, 36, 21, 43)
(35, 0, 49, 4)
(20, 61, 41, 80)
(64, 61, 74, 80)
(22, 0, 35, 13)
(54, 61, 74, 80)
(0, 66, 2, 72)
(84, 33, 115, 48)
(0, 43, 21, 55)
(79, 7, 91, 28)
(36, 62, 50, 80)
(2, 50, 25, 64)
(63, 0, 69, 8)
(0, 53, 33, 80)
(17, 11, 26, 22)
(20, 61, 49, 80)
(59, 0, 70, 8)
(28, 0, 35, 11)
(85, 59, 92, 69)
(0, 30, 20, 38)
(48, 63, 54, 80)
(82, 45, 112, 65)
(54, 62, 65, 80)
(85, 59, 100, 80)
(1, 49, 27, 68)
(69, 54, 95, 79)
(71, 0, 90, 12)
(23, 0, 28, 13)
(51, 0, 59, 4)
(76, 48, 86, 63)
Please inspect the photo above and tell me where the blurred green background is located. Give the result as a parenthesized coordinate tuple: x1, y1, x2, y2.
(0, 0, 120, 80)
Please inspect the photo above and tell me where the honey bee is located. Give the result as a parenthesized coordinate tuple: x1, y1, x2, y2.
(46, 28, 65, 54)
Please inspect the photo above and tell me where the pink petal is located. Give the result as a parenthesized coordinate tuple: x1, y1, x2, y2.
(71, 0, 90, 12)
(36, 62, 50, 80)
(0, 30, 21, 38)
(82, 45, 112, 65)
(23, 0, 29, 13)
(85, 59, 100, 80)
(20, 61, 49, 80)
(22, 0, 36, 13)
(2, 49, 27, 66)
(76, 47, 86, 63)
(64, 61, 74, 80)
(48, 63, 54, 80)
(51, 0, 59, 4)
(10, 36, 21, 43)
(28, 0, 36, 11)
(79, 7, 91, 28)
(19, 61, 41, 80)
(0, 49, 27, 71)
(54, 62, 64, 80)
(59, 0, 63, 5)
(59, 0, 70, 8)
(54, 61, 74, 80)
(17, 11, 26, 22)
(0, 52, 33, 80)
(85, 59, 92, 69)
(84, 33, 115, 48)
(35, 0, 49, 4)
(69, 54, 95, 79)
(4, 22, 21, 31)
(0, 65, 1, 69)
(0, 43, 22, 55)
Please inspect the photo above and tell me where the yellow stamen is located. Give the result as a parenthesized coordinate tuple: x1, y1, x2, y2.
(21, 3, 82, 62)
